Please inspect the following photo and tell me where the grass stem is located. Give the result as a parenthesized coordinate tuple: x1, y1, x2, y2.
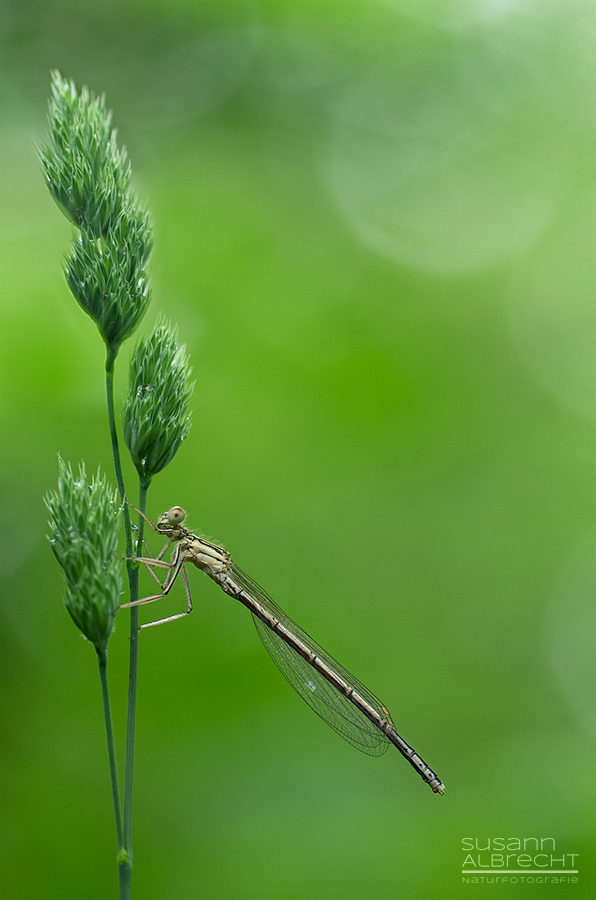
(105, 346, 151, 896)
(97, 644, 130, 897)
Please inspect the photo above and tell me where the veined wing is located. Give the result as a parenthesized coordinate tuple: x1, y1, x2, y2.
(230, 563, 392, 756)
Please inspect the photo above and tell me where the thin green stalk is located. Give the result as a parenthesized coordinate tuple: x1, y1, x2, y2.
(97, 644, 124, 857)
(105, 348, 134, 552)
(105, 345, 144, 899)
(122, 478, 150, 868)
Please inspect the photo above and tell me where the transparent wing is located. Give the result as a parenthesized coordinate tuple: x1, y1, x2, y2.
(231, 564, 391, 756)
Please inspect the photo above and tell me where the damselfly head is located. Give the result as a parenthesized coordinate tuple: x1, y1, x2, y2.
(157, 506, 186, 532)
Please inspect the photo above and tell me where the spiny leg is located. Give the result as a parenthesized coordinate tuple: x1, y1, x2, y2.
(140, 534, 172, 563)
(140, 566, 194, 629)
(125, 538, 181, 592)
(120, 545, 195, 627)
(120, 545, 184, 610)
(151, 536, 177, 563)
(124, 554, 169, 591)
(134, 552, 173, 592)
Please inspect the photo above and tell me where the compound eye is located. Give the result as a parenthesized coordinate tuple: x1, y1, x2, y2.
(166, 506, 186, 526)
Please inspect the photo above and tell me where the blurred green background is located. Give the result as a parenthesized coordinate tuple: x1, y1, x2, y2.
(1, 1, 594, 898)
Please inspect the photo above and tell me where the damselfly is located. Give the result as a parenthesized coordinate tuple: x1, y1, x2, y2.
(121, 506, 444, 794)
